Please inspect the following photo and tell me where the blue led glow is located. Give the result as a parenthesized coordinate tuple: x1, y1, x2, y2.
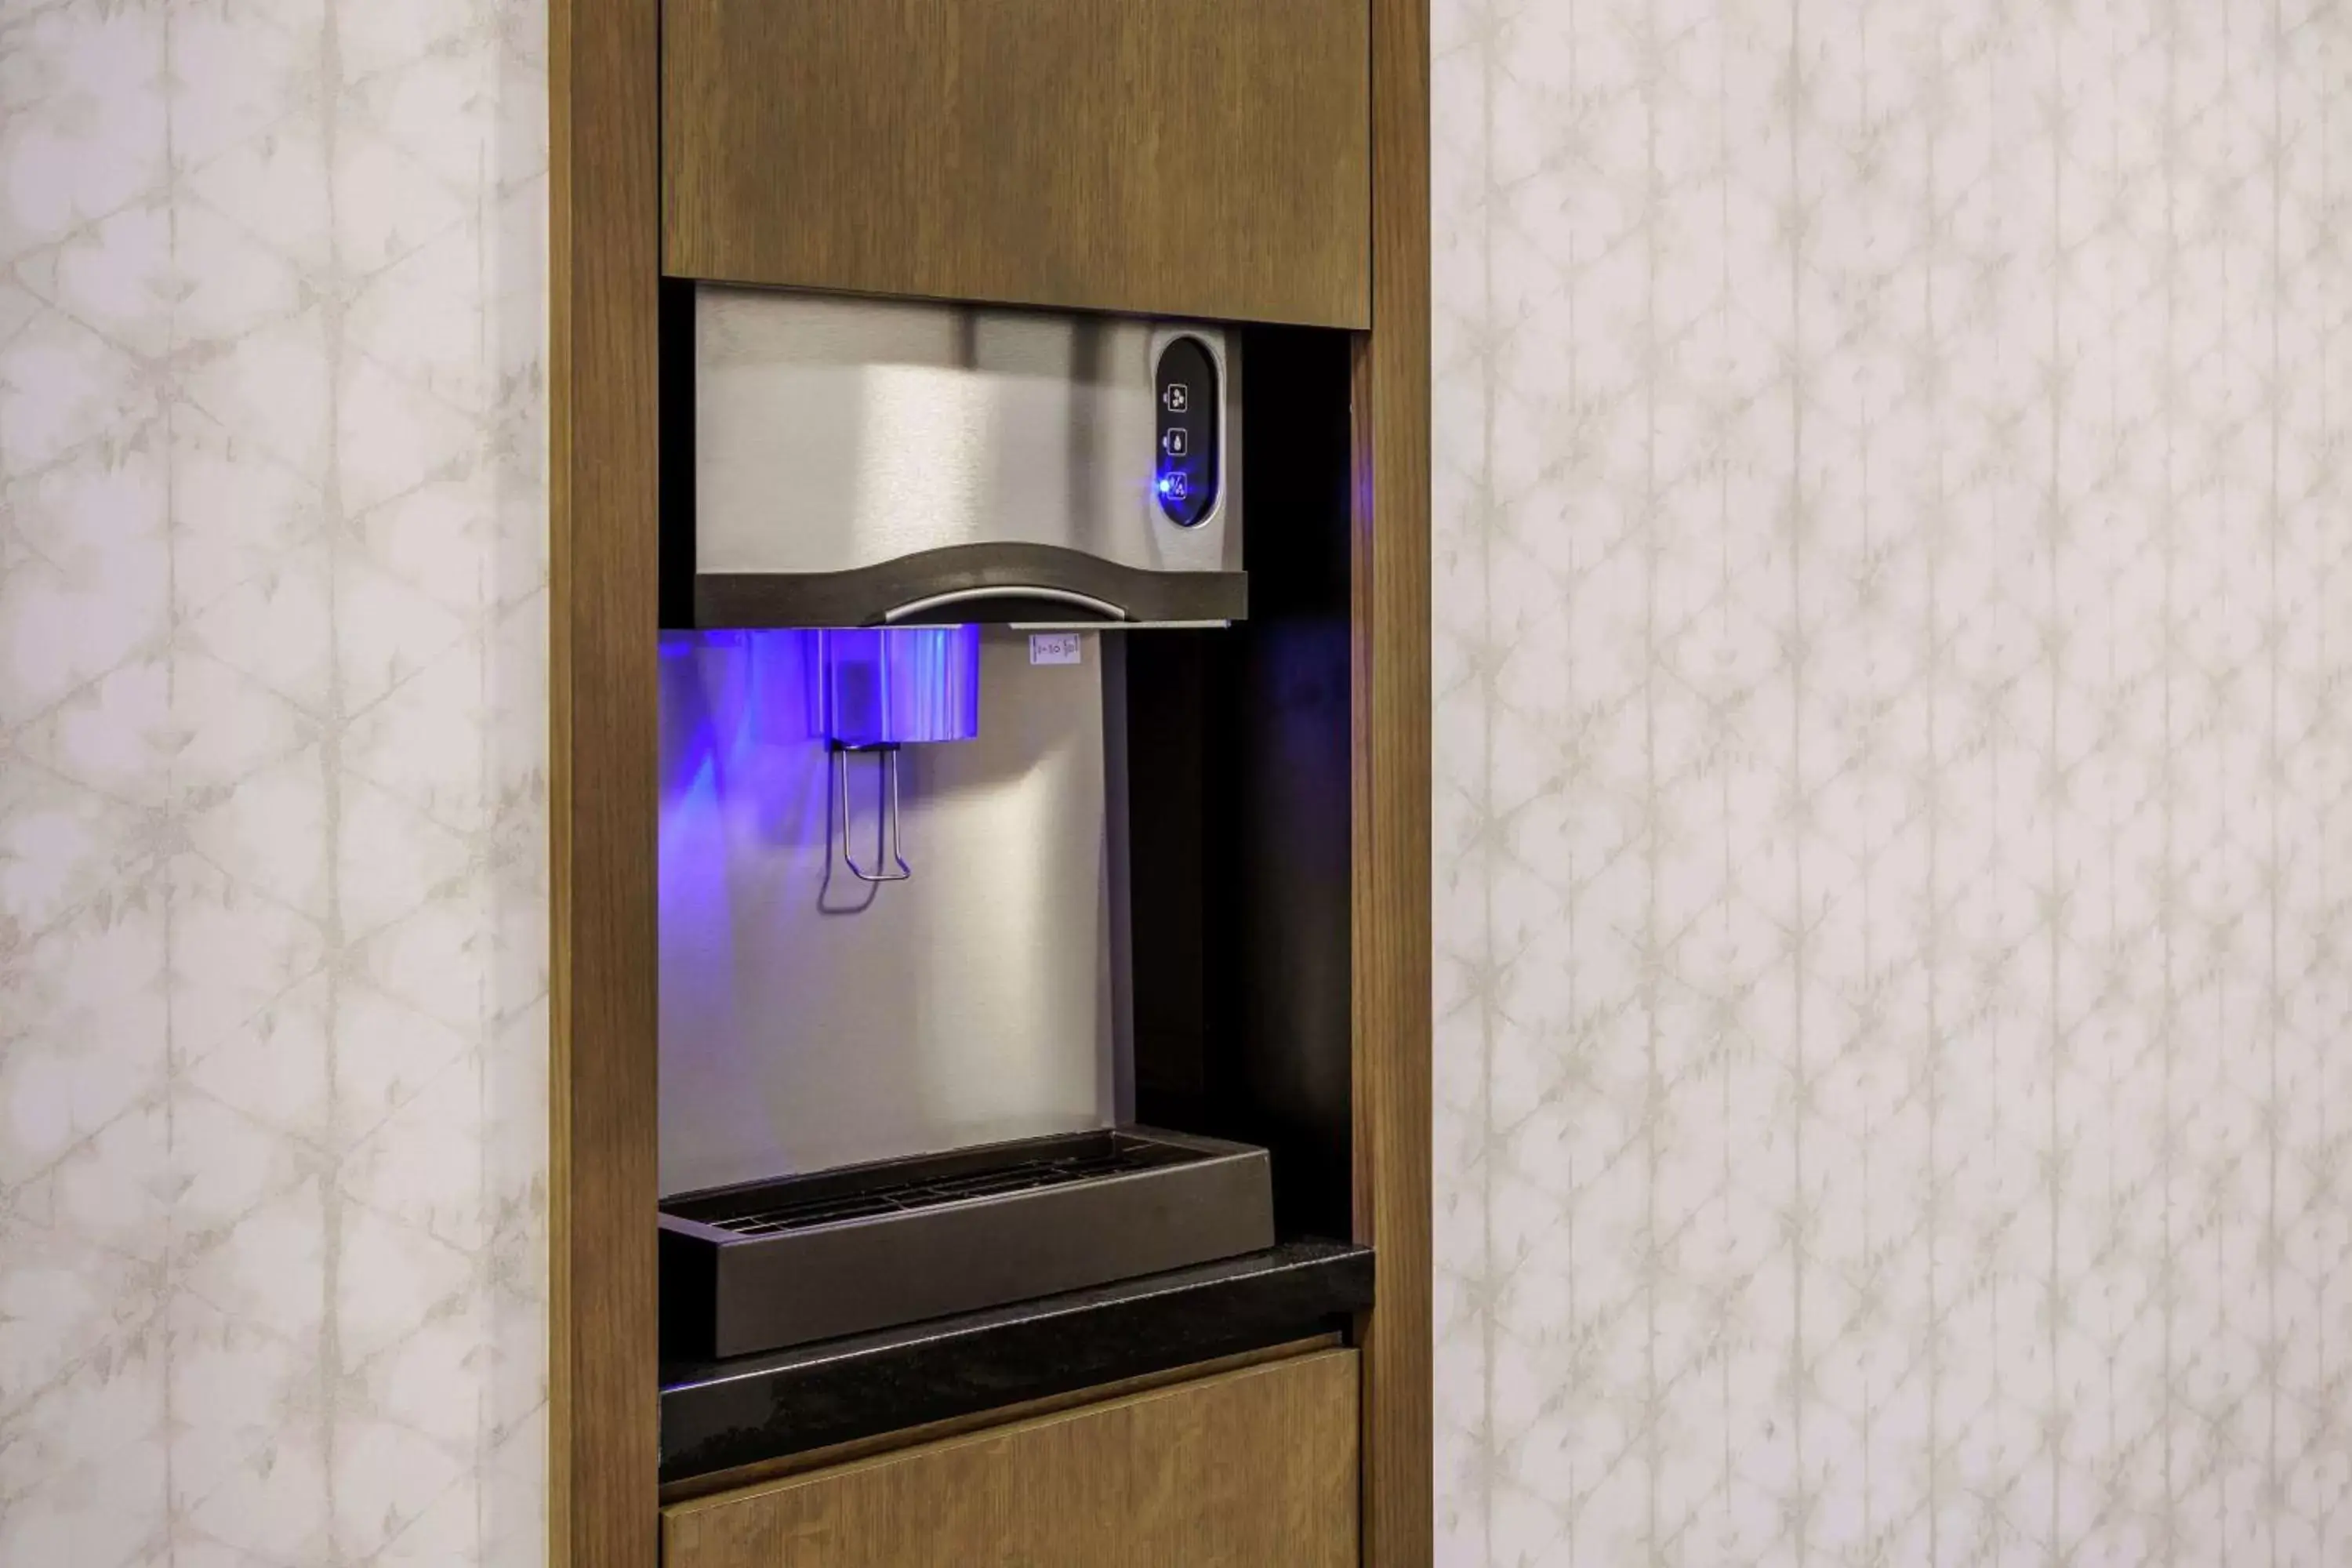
(657, 626, 981, 931)
(657, 626, 980, 760)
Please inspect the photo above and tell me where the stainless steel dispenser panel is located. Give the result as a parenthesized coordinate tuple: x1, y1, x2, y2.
(691, 287, 1244, 626)
(659, 629, 1119, 1195)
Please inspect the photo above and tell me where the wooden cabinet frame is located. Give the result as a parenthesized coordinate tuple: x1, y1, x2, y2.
(662, 0, 1372, 328)
(665, 1350, 1363, 1566)
(548, 1, 1428, 1562)
(1348, 5, 1432, 1559)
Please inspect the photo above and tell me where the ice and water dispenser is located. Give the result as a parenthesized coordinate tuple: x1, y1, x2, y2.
(656, 287, 1301, 1359)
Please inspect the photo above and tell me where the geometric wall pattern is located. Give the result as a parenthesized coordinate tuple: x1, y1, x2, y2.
(9, 0, 2349, 1562)
(1432, 2, 2352, 1561)
(0, 1, 550, 1561)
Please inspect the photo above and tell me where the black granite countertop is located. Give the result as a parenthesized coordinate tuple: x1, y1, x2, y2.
(659, 1238, 1374, 1486)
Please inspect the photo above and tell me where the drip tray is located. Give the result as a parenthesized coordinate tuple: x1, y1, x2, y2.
(659, 1127, 1276, 1359)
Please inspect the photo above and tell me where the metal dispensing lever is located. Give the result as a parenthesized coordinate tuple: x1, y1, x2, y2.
(831, 742, 912, 884)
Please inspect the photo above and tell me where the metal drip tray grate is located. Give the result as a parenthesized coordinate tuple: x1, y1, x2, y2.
(660, 1127, 1274, 1360)
(710, 1140, 1192, 1236)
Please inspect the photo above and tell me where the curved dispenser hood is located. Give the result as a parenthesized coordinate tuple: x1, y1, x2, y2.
(680, 286, 1246, 629)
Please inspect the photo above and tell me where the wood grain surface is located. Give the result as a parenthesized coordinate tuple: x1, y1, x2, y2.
(659, 1335, 1345, 1506)
(663, 1350, 1361, 1568)
(662, 0, 1370, 327)
(1351, 0, 1436, 1560)
(555, 2, 1428, 1560)
(550, 0, 662, 1562)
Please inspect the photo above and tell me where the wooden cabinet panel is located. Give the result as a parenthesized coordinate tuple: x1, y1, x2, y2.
(662, 0, 1370, 328)
(662, 1349, 1359, 1567)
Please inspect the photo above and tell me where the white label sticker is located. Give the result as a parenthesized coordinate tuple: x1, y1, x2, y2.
(1029, 632, 1084, 666)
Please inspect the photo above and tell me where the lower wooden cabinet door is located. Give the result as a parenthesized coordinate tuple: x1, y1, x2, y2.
(662, 1348, 1359, 1567)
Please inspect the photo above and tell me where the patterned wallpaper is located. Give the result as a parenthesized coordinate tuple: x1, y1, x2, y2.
(1433, 2, 2352, 1564)
(0, 1, 549, 1563)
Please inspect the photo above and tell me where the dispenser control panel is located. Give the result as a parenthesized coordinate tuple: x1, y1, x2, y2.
(1153, 336, 1219, 528)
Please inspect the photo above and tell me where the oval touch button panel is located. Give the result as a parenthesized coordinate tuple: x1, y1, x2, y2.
(1153, 336, 1219, 527)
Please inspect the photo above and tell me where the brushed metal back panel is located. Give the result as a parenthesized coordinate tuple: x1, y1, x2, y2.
(694, 287, 1241, 579)
(658, 629, 1117, 1195)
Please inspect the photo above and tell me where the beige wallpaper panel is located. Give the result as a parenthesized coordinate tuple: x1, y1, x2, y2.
(0, 1, 550, 1561)
(1433, 2, 2352, 1562)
